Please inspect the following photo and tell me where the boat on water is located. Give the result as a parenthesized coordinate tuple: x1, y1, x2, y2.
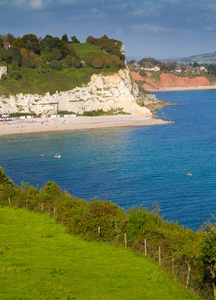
(40, 154, 45, 157)
(54, 153, 61, 159)
(187, 172, 192, 176)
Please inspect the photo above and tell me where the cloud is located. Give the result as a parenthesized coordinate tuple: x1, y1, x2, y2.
(30, 0, 43, 9)
(132, 24, 172, 33)
(10, 0, 49, 10)
(203, 26, 216, 32)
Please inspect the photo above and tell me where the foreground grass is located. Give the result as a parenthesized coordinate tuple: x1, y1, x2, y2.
(0, 207, 199, 300)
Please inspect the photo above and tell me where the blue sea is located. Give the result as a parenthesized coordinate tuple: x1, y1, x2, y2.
(0, 90, 215, 230)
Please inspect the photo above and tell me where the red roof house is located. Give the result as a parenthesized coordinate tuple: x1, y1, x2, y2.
(3, 41, 12, 49)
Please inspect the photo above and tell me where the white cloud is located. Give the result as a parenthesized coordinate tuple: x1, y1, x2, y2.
(132, 24, 171, 33)
(30, 0, 43, 9)
(203, 26, 216, 32)
(11, 0, 50, 10)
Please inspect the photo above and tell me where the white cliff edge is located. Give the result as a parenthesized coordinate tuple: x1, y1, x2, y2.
(0, 67, 152, 117)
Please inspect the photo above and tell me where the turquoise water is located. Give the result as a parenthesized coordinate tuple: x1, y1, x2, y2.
(0, 90, 215, 230)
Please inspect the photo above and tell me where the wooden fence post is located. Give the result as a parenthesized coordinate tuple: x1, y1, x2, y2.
(144, 239, 147, 257)
(98, 226, 101, 236)
(8, 197, 11, 204)
(159, 246, 161, 266)
(124, 233, 127, 249)
(186, 264, 191, 289)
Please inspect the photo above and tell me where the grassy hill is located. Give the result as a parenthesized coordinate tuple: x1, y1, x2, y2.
(0, 34, 125, 97)
(0, 206, 199, 300)
(163, 52, 216, 65)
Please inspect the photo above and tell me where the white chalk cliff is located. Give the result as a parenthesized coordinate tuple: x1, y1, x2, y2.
(0, 67, 152, 117)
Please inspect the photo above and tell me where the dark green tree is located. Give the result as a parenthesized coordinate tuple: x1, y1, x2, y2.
(62, 34, 68, 43)
(0, 37, 4, 47)
(71, 36, 80, 43)
(193, 62, 199, 68)
(13, 37, 27, 49)
(21, 34, 41, 54)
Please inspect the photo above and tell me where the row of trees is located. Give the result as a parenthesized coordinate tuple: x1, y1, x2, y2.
(0, 33, 125, 79)
(1, 166, 216, 299)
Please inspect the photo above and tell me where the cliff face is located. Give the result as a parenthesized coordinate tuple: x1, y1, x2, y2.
(131, 71, 211, 90)
(0, 68, 152, 117)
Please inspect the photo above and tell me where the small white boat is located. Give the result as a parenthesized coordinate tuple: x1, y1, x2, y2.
(54, 153, 61, 159)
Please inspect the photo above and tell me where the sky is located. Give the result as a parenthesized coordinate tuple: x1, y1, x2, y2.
(0, 0, 216, 60)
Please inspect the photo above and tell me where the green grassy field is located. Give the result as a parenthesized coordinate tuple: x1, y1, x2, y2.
(0, 207, 200, 300)
(73, 43, 104, 59)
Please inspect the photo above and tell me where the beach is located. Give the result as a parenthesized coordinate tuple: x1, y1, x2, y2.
(146, 85, 216, 92)
(0, 115, 172, 136)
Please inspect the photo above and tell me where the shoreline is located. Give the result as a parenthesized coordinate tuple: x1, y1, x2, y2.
(146, 85, 216, 92)
(0, 115, 172, 137)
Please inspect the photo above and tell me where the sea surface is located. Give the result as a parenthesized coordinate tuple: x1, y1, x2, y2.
(0, 90, 215, 230)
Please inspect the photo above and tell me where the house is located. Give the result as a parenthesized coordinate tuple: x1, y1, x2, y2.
(143, 66, 160, 72)
(3, 41, 12, 49)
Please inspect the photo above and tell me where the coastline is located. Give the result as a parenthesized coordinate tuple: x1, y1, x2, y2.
(0, 115, 172, 137)
(146, 85, 216, 92)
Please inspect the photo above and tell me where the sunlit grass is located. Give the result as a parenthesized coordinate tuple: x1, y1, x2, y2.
(0, 207, 199, 299)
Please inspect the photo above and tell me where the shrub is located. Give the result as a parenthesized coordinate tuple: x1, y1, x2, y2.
(71, 57, 82, 68)
(9, 70, 22, 80)
(50, 60, 62, 71)
(1, 74, 7, 81)
(66, 44, 77, 57)
(44, 181, 62, 196)
(90, 56, 105, 69)
(110, 55, 124, 68)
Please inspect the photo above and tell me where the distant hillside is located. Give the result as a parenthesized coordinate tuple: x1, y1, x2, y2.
(163, 52, 216, 65)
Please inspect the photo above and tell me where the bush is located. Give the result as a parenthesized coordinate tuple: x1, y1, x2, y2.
(44, 181, 62, 196)
(9, 70, 22, 80)
(110, 55, 124, 68)
(50, 60, 62, 71)
(91, 56, 105, 69)
(71, 57, 82, 68)
(66, 44, 77, 57)
(1, 74, 7, 81)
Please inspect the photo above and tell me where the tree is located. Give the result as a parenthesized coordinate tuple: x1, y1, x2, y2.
(207, 64, 216, 76)
(6, 33, 15, 44)
(71, 36, 80, 43)
(62, 34, 68, 43)
(42, 37, 68, 58)
(193, 62, 199, 68)
(22, 34, 41, 54)
(66, 44, 77, 57)
(86, 35, 96, 44)
(0, 38, 4, 48)
(13, 37, 27, 50)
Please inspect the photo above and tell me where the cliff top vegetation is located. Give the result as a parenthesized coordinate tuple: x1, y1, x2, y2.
(0, 33, 126, 96)
(0, 166, 216, 299)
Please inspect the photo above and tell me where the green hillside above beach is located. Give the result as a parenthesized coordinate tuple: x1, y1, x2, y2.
(0, 34, 125, 96)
